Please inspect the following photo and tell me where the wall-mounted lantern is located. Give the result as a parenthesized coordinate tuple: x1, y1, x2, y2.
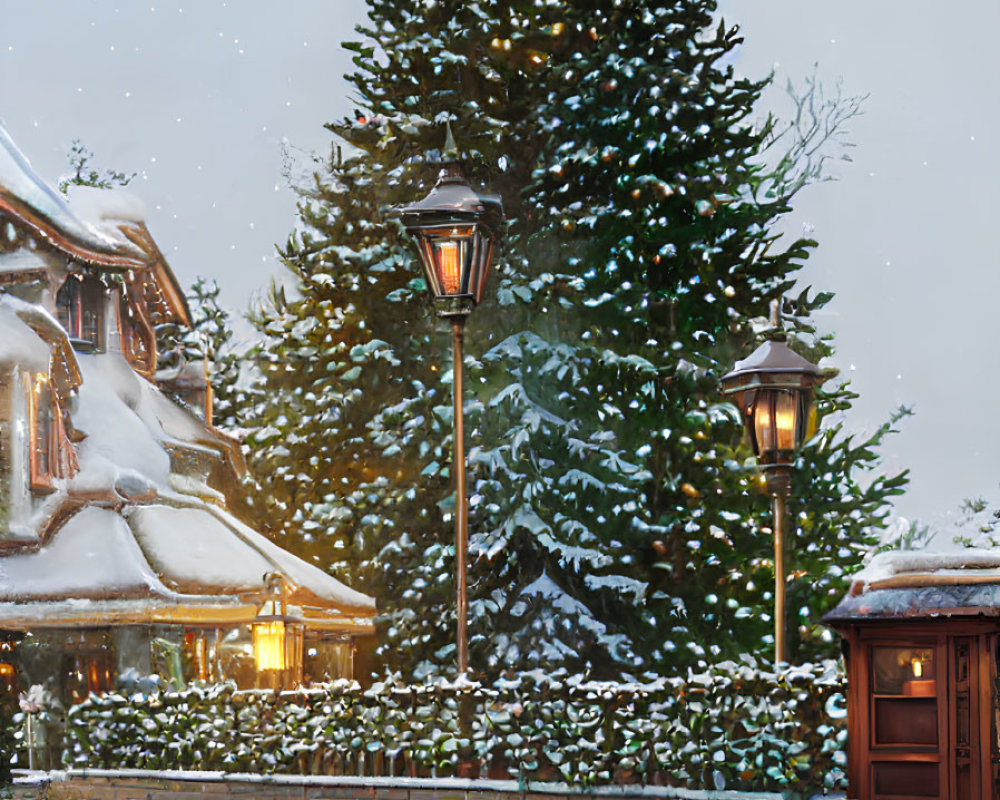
(252, 573, 302, 687)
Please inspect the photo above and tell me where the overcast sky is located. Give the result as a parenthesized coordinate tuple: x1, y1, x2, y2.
(723, 1, 1000, 530)
(0, 1, 369, 321)
(0, 1, 994, 529)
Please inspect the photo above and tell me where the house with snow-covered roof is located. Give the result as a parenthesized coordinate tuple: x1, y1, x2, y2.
(0, 123, 375, 704)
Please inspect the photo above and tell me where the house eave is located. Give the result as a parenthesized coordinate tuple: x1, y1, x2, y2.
(0, 597, 376, 635)
(0, 195, 147, 270)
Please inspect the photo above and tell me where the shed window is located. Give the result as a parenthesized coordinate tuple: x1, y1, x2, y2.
(872, 645, 936, 695)
(57, 274, 104, 349)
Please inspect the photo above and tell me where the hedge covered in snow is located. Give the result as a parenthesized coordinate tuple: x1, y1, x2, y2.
(64, 659, 847, 797)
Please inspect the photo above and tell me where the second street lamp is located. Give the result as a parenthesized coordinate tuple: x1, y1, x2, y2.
(393, 147, 503, 677)
(721, 336, 822, 666)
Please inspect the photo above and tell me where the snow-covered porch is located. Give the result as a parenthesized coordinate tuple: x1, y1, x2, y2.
(0, 498, 375, 702)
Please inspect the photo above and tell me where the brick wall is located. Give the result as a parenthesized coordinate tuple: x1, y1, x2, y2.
(13, 770, 791, 800)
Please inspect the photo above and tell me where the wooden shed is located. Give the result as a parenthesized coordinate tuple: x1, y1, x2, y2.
(826, 549, 1000, 799)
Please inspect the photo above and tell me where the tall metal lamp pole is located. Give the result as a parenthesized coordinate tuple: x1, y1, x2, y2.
(393, 141, 503, 676)
(721, 335, 822, 666)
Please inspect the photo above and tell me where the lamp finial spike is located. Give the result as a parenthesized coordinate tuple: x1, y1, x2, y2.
(443, 121, 459, 160)
(769, 298, 781, 328)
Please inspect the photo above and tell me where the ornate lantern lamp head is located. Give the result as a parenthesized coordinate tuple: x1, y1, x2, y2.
(392, 128, 504, 318)
(721, 337, 823, 493)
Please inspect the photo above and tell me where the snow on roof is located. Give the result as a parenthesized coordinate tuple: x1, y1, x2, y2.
(68, 351, 239, 495)
(65, 184, 146, 225)
(128, 504, 277, 595)
(826, 544, 1000, 623)
(127, 503, 374, 613)
(68, 354, 172, 493)
(826, 582, 1000, 623)
(201, 503, 376, 612)
(0, 298, 52, 370)
(2, 343, 376, 626)
(143, 375, 220, 445)
(0, 248, 56, 276)
(852, 548, 1000, 588)
(0, 499, 374, 628)
(0, 122, 143, 263)
(0, 507, 168, 601)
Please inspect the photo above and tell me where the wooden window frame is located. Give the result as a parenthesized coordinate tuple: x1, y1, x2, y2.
(27, 374, 55, 490)
(26, 373, 76, 491)
(118, 287, 157, 377)
(56, 273, 105, 350)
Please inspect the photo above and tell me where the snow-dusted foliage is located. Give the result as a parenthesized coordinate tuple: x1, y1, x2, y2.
(240, 0, 907, 680)
(155, 277, 245, 431)
(64, 660, 845, 795)
(0, 688, 11, 785)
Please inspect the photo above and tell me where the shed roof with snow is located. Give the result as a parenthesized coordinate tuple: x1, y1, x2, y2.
(825, 549, 1000, 624)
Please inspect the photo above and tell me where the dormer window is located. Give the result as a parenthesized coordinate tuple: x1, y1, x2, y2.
(28, 375, 55, 490)
(57, 274, 105, 350)
(26, 374, 76, 491)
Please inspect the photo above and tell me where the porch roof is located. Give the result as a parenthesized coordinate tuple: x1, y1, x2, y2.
(0, 502, 375, 632)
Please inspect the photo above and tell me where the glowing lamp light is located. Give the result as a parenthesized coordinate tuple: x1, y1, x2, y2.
(393, 164, 503, 318)
(754, 390, 799, 454)
(909, 649, 933, 680)
(252, 572, 296, 675)
(252, 618, 286, 672)
(904, 649, 935, 696)
(434, 236, 465, 295)
(721, 339, 823, 470)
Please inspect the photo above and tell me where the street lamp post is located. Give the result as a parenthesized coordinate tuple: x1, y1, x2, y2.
(394, 148, 503, 676)
(721, 336, 822, 666)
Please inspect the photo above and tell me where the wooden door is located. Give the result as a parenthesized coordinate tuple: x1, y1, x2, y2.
(948, 635, 989, 798)
(989, 634, 1000, 799)
(849, 628, 997, 800)
(866, 638, 948, 799)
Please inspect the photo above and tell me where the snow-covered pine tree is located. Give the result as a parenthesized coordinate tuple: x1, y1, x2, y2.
(155, 277, 243, 431)
(477, 4, 911, 672)
(243, 1, 566, 673)
(245, 0, 907, 678)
